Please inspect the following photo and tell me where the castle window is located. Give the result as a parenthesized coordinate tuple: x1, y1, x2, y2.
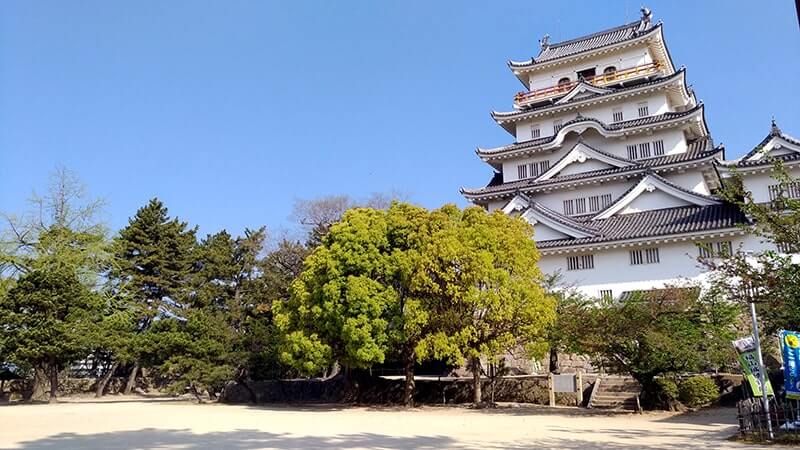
(627, 144, 638, 160)
(588, 194, 613, 212)
(575, 198, 586, 214)
(531, 124, 541, 138)
(553, 119, 564, 134)
(769, 182, 800, 201)
(612, 107, 624, 122)
(777, 242, 795, 253)
(563, 199, 575, 215)
(557, 77, 571, 88)
(529, 160, 550, 177)
(630, 247, 660, 265)
(599, 289, 613, 300)
(637, 102, 650, 118)
(567, 254, 594, 271)
(653, 139, 665, 156)
(517, 164, 528, 179)
(699, 241, 732, 258)
(638, 142, 651, 159)
(603, 66, 617, 77)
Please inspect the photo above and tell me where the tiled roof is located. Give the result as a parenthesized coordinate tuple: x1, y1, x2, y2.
(509, 21, 659, 69)
(536, 203, 749, 249)
(727, 121, 800, 167)
(463, 138, 719, 198)
(478, 104, 705, 157)
(492, 69, 687, 121)
(526, 201, 598, 235)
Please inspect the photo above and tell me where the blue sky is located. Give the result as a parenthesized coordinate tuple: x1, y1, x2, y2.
(1, 1, 798, 238)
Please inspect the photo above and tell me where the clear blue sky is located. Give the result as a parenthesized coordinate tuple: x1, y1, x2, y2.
(1, 1, 798, 237)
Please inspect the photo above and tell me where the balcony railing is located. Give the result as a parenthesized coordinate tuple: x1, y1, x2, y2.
(514, 62, 663, 108)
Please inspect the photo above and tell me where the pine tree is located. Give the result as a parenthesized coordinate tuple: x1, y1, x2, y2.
(112, 198, 197, 393)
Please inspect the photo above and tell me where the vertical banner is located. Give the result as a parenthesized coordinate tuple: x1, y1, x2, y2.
(732, 336, 774, 397)
(780, 330, 800, 400)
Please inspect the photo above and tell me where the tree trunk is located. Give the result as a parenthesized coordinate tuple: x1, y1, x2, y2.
(124, 362, 139, 395)
(549, 347, 559, 374)
(95, 361, 119, 397)
(48, 361, 59, 403)
(471, 357, 482, 406)
(402, 344, 415, 407)
(26, 365, 49, 402)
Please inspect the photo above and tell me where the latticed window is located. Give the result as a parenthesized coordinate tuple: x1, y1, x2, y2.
(637, 102, 649, 117)
(575, 197, 586, 214)
(627, 144, 638, 160)
(653, 139, 665, 156)
(531, 124, 541, 138)
(517, 164, 528, 179)
(553, 120, 564, 134)
(528, 160, 550, 178)
(563, 199, 575, 215)
(599, 289, 613, 300)
(588, 194, 612, 213)
(630, 247, 660, 265)
(612, 107, 624, 122)
(698, 241, 732, 258)
(638, 142, 651, 158)
(777, 242, 795, 253)
(769, 183, 800, 201)
(567, 254, 594, 271)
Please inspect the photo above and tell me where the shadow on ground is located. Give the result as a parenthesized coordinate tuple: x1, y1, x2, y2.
(6, 429, 455, 450)
(5, 428, 756, 450)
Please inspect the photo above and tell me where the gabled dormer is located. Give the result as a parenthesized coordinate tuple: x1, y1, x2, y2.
(536, 139, 635, 181)
(502, 194, 597, 240)
(740, 120, 800, 163)
(593, 172, 719, 219)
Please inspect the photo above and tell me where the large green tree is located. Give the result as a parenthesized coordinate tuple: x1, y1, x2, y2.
(112, 198, 197, 393)
(1, 268, 102, 402)
(274, 203, 431, 405)
(414, 206, 555, 405)
(0, 168, 110, 401)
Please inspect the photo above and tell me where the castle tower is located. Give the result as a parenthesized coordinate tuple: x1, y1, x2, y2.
(461, 9, 752, 298)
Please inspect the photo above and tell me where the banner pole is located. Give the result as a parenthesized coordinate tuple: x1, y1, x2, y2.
(749, 301, 773, 440)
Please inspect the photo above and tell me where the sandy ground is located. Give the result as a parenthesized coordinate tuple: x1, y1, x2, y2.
(0, 397, 770, 450)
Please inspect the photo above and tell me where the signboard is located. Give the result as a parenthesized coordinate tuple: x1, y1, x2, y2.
(732, 336, 774, 397)
(552, 374, 577, 393)
(780, 330, 800, 400)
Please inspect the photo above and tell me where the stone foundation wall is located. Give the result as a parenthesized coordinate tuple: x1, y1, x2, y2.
(222, 373, 599, 406)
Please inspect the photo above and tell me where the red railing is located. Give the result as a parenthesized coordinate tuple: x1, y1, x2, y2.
(514, 62, 663, 107)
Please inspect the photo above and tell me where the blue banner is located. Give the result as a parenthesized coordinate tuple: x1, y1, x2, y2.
(780, 330, 800, 400)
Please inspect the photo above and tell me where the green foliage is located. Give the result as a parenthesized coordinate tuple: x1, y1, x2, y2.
(678, 376, 719, 407)
(275, 204, 429, 373)
(708, 162, 800, 335)
(577, 285, 737, 406)
(413, 207, 554, 364)
(1, 268, 102, 373)
(656, 377, 679, 401)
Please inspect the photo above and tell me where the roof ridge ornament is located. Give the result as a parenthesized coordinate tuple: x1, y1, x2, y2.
(771, 116, 781, 134)
(637, 6, 652, 33)
(539, 34, 550, 51)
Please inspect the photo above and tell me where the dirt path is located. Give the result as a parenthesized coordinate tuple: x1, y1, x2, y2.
(0, 398, 768, 449)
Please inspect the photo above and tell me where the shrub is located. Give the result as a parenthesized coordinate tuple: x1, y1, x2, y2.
(679, 376, 719, 407)
(656, 378, 679, 401)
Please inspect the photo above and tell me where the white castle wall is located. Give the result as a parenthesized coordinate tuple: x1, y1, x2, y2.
(513, 93, 671, 141)
(501, 128, 689, 184)
(739, 167, 800, 203)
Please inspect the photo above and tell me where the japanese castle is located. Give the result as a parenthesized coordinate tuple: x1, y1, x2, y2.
(461, 8, 799, 298)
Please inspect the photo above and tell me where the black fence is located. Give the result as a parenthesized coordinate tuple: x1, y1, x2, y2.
(737, 397, 800, 440)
